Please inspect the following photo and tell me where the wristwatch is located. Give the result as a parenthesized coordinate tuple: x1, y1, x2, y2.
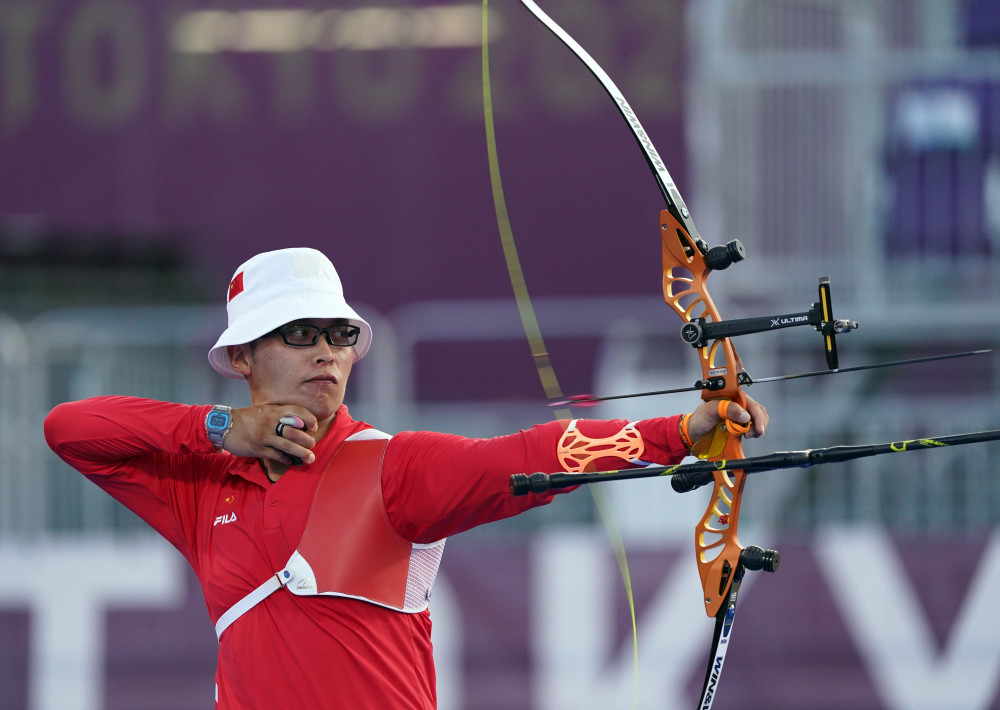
(205, 405, 233, 452)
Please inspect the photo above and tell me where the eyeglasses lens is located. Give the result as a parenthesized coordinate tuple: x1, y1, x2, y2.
(279, 325, 359, 347)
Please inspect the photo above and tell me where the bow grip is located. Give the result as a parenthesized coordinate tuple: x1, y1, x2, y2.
(690, 398, 751, 459)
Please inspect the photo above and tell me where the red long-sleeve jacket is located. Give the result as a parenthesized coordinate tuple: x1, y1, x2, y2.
(45, 396, 688, 709)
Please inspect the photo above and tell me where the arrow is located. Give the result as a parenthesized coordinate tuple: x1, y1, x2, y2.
(548, 349, 992, 407)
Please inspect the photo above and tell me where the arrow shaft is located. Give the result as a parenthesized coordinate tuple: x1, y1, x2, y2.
(753, 348, 992, 384)
(550, 349, 992, 407)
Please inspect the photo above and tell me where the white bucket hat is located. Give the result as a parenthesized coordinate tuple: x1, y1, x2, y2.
(208, 248, 372, 379)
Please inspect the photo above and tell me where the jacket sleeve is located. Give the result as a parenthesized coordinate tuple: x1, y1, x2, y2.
(44, 395, 217, 554)
(382, 415, 688, 543)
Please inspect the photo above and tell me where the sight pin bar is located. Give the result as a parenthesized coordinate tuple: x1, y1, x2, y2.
(681, 277, 857, 372)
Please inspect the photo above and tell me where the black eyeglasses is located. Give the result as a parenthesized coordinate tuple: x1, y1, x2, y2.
(269, 323, 361, 347)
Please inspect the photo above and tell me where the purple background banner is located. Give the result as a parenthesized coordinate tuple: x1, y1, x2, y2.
(0, 0, 688, 311)
(3, 529, 1000, 710)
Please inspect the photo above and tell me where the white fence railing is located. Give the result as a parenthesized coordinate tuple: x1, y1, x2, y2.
(688, 0, 1000, 314)
(4, 296, 998, 541)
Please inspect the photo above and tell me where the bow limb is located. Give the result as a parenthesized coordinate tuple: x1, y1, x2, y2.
(505, 2, 775, 706)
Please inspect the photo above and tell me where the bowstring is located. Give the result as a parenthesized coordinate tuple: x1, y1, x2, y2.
(481, 3, 639, 705)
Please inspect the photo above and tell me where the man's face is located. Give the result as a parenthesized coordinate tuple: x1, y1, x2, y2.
(229, 318, 355, 421)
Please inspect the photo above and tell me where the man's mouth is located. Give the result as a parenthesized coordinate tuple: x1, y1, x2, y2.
(308, 375, 338, 385)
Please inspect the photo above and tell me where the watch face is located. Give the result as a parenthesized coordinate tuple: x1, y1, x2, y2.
(208, 412, 231, 430)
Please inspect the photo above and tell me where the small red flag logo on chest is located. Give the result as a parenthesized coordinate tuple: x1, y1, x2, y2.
(228, 272, 245, 301)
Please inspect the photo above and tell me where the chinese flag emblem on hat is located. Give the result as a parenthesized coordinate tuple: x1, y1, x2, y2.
(228, 271, 245, 302)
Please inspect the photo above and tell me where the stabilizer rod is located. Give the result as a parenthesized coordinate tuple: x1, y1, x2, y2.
(508, 428, 1000, 496)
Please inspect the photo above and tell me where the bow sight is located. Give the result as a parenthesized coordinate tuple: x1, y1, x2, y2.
(680, 272, 858, 373)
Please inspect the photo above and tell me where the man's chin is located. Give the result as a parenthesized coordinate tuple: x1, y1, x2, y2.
(306, 397, 343, 422)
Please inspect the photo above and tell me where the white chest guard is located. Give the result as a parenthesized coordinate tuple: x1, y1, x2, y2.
(215, 430, 446, 639)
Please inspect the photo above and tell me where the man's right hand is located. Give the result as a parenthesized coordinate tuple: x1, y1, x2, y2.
(223, 405, 319, 465)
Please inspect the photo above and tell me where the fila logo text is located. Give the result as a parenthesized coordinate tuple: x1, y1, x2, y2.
(214, 512, 238, 527)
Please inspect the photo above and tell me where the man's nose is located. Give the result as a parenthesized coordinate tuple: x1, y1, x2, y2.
(312, 336, 345, 362)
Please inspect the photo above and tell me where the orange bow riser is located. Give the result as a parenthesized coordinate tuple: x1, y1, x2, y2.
(661, 207, 759, 618)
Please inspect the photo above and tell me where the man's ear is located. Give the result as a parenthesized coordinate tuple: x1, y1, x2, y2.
(228, 344, 252, 378)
